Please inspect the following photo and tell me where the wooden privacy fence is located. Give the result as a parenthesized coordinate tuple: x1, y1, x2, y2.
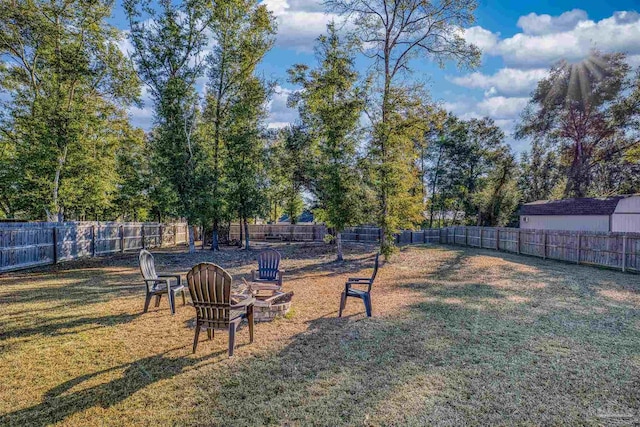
(0, 222, 189, 272)
(341, 225, 640, 273)
(341, 227, 441, 245)
(229, 224, 327, 242)
(437, 226, 640, 273)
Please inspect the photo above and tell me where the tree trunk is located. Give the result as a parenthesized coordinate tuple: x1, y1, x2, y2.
(211, 221, 220, 251)
(188, 226, 195, 253)
(211, 220, 219, 251)
(50, 145, 68, 222)
(243, 218, 250, 250)
(336, 231, 343, 261)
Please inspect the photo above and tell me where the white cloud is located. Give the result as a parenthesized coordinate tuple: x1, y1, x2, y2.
(517, 9, 588, 35)
(442, 95, 531, 152)
(476, 96, 529, 120)
(448, 9, 640, 153)
(468, 10, 640, 68)
(449, 68, 548, 97)
(462, 26, 499, 52)
(261, 0, 335, 53)
(266, 85, 298, 127)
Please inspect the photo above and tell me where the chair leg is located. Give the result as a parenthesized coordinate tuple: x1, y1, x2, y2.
(364, 294, 372, 317)
(182, 289, 186, 305)
(338, 291, 347, 317)
(143, 293, 153, 313)
(207, 329, 213, 340)
(168, 290, 175, 315)
(247, 306, 254, 344)
(193, 325, 201, 354)
(154, 294, 162, 307)
(228, 324, 236, 357)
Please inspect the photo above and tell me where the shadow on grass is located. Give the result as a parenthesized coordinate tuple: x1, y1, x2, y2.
(1, 312, 141, 341)
(2, 244, 639, 425)
(0, 347, 226, 427)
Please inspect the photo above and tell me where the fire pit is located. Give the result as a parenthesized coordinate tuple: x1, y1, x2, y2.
(233, 287, 293, 322)
(253, 291, 293, 322)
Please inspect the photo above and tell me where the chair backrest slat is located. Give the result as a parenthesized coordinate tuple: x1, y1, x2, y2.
(139, 250, 158, 280)
(368, 253, 380, 292)
(257, 249, 281, 280)
(187, 263, 232, 325)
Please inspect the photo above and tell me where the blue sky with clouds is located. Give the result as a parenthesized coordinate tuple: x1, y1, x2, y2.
(115, 0, 640, 153)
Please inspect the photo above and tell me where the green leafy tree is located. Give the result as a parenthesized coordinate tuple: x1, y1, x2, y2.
(202, 0, 276, 250)
(288, 24, 366, 260)
(474, 149, 519, 226)
(424, 116, 516, 226)
(125, 0, 211, 251)
(518, 140, 561, 203)
(0, 0, 140, 220)
(275, 125, 313, 226)
(326, 0, 481, 256)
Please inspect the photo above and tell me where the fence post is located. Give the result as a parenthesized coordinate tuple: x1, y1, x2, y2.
(52, 227, 58, 264)
(174, 224, 177, 246)
(479, 228, 483, 248)
(543, 231, 547, 259)
(516, 230, 520, 255)
(496, 228, 500, 251)
(576, 233, 581, 265)
(91, 225, 96, 257)
(120, 225, 125, 253)
(141, 224, 145, 249)
(465, 227, 469, 246)
(622, 235, 627, 272)
(159, 225, 163, 247)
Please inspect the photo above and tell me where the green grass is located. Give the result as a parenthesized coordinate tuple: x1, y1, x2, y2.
(0, 243, 638, 425)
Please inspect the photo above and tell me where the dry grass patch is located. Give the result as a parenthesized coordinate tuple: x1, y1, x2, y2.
(0, 243, 639, 425)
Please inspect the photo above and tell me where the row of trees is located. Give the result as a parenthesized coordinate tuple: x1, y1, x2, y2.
(1, 1, 639, 259)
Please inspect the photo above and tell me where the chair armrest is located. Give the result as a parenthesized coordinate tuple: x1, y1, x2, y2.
(157, 274, 181, 284)
(144, 278, 169, 284)
(231, 297, 256, 309)
(348, 277, 370, 282)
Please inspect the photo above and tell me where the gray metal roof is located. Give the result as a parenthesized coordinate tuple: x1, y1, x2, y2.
(519, 196, 626, 216)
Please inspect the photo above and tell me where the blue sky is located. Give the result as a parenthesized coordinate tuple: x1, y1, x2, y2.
(115, 0, 640, 153)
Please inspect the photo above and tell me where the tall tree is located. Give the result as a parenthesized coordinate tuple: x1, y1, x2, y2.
(225, 77, 273, 250)
(516, 52, 640, 198)
(202, 0, 276, 250)
(288, 24, 366, 260)
(326, 0, 481, 256)
(474, 149, 519, 226)
(518, 140, 561, 203)
(272, 125, 313, 225)
(424, 115, 517, 226)
(0, 0, 139, 220)
(125, 0, 211, 251)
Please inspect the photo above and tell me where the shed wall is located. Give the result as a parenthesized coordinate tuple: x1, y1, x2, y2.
(519, 215, 610, 232)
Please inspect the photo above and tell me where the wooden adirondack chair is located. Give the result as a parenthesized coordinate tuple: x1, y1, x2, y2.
(339, 253, 380, 318)
(250, 249, 284, 293)
(139, 249, 186, 315)
(187, 263, 255, 357)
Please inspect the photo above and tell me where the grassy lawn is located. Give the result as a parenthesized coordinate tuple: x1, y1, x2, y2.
(1, 242, 639, 426)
